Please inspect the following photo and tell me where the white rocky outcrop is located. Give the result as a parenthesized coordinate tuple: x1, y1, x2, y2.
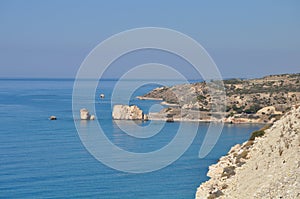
(256, 105, 282, 115)
(80, 108, 95, 120)
(112, 105, 148, 120)
(196, 105, 300, 198)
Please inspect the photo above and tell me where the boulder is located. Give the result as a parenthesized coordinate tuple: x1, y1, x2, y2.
(49, 116, 57, 120)
(112, 105, 147, 120)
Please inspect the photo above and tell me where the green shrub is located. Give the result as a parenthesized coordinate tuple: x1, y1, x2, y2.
(197, 95, 206, 101)
(248, 123, 271, 141)
(244, 104, 262, 114)
(249, 130, 265, 141)
(232, 105, 245, 113)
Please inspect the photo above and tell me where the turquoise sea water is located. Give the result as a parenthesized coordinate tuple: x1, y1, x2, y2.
(0, 79, 262, 198)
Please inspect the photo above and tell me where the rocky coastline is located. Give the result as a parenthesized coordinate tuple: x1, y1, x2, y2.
(195, 105, 300, 198)
(135, 73, 300, 124)
(112, 74, 300, 124)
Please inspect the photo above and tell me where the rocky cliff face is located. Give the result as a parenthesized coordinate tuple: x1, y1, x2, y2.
(195, 105, 300, 198)
(112, 105, 148, 120)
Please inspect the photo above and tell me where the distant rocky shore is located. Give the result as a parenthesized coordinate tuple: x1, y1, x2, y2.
(135, 73, 300, 124)
(195, 104, 300, 198)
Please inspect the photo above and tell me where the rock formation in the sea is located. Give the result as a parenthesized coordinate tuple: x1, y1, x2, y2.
(49, 116, 57, 120)
(80, 108, 95, 120)
(90, 115, 95, 120)
(195, 105, 300, 198)
(112, 105, 148, 120)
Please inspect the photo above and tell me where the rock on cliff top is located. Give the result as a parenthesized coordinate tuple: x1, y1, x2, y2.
(196, 105, 300, 199)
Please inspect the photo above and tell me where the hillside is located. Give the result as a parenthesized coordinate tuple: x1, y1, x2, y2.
(195, 105, 300, 198)
(140, 73, 300, 123)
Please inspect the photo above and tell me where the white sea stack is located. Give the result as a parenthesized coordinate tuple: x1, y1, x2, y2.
(80, 108, 91, 120)
(112, 105, 147, 120)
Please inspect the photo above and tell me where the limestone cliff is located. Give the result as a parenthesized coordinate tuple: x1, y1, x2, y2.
(196, 105, 300, 198)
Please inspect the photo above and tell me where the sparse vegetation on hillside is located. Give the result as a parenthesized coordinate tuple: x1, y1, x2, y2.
(142, 73, 300, 121)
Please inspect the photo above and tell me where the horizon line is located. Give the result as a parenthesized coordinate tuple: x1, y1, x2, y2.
(0, 72, 298, 81)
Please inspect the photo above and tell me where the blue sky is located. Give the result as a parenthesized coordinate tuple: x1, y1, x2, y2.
(0, 0, 299, 79)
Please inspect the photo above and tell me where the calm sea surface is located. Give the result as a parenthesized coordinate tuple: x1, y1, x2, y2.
(0, 79, 262, 198)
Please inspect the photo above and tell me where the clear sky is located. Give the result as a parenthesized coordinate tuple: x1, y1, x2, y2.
(0, 0, 299, 79)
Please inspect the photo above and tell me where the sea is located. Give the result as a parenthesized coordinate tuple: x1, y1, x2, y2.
(0, 79, 262, 198)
